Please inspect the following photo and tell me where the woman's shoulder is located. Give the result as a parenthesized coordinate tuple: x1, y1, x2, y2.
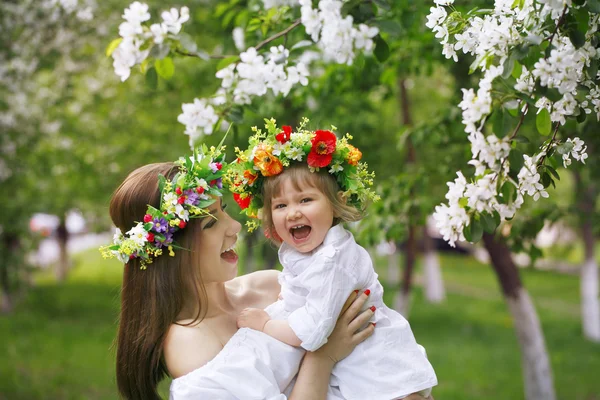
(164, 321, 224, 379)
(232, 269, 279, 292)
(232, 270, 280, 308)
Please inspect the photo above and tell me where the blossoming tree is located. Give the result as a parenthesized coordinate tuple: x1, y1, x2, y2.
(104, 0, 600, 398)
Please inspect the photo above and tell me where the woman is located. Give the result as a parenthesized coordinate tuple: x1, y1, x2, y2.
(105, 157, 375, 400)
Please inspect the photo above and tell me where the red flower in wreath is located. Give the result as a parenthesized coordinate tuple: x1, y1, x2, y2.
(307, 130, 337, 168)
(276, 125, 292, 144)
(234, 193, 252, 210)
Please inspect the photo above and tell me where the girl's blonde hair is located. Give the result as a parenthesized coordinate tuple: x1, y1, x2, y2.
(262, 164, 363, 242)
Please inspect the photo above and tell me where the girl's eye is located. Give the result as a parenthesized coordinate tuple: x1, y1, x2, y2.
(300, 198, 312, 203)
(274, 204, 286, 209)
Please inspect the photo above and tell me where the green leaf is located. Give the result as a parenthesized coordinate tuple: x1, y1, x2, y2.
(541, 171, 553, 188)
(150, 43, 171, 60)
(577, 108, 587, 123)
(470, 218, 483, 243)
(491, 107, 514, 137)
(556, 141, 574, 155)
(178, 32, 198, 53)
(512, 136, 529, 143)
(546, 165, 560, 180)
(372, 0, 391, 10)
(372, 20, 403, 37)
(458, 197, 468, 208)
(588, 0, 600, 13)
(374, 35, 390, 63)
(463, 222, 472, 242)
(227, 106, 244, 124)
(536, 108, 552, 136)
(587, 59, 598, 80)
(511, 60, 523, 79)
(481, 213, 497, 234)
(568, 28, 586, 48)
(291, 40, 314, 51)
(139, 58, 152, 74)
(106, 38, 123, 57)
(216, 56, 239, 71)
(155, 57, 175, 80)
(509, 149, 524, 173)
(145, 68, 158, 90)
(502, 53, 516, 79)
(500, 181, 516, 204)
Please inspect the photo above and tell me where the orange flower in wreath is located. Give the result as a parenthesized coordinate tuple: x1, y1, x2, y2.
(253, 143, 283, 177)
(244, 170, 258, 186)
(346, 144, 362, 166)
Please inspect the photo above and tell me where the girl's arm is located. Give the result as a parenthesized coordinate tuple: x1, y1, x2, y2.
(237, 309, 302, 347)
(289, 290, 374, 400)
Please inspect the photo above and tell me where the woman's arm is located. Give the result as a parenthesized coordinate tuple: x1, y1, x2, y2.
(288, 290, 374, 400)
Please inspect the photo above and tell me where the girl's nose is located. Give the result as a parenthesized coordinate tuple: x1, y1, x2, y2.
(286, 208, 301, 221)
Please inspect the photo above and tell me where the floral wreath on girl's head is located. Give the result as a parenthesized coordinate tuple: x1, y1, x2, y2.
(100, 145, 227, 269)
(225, 117, 379, 232)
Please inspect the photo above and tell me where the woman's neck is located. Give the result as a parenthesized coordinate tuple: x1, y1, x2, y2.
(202, 281, 238, 318)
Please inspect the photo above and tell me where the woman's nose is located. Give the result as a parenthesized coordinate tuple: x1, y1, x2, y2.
(225, 210, 242, 235)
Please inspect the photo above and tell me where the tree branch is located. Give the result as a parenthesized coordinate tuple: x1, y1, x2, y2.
(545, 5, 568, 47)
(174, 49, 235, 59)
(255, 19, 302, 51)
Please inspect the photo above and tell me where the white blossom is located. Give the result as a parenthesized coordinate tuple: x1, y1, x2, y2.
(161, 7, 189, 34)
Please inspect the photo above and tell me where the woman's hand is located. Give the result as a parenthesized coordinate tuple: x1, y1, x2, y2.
(314, 290, 375, 363)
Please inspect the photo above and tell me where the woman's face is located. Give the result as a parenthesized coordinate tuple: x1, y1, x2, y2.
(195, 198, 242, 283)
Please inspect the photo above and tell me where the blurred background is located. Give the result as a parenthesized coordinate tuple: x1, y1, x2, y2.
(1, 0, 599, 399)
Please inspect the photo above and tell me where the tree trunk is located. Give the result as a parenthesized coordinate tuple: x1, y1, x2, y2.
(55, 214, 70, 282)
(245, 231, 258, 274)
(423, 225, 445, 303)
(483, 232, 556, 400)
(575, 171, 600, 342)
(387, 247, 401, 285)
(396, 77, 417, 318)
(0, 264, 12, 314)
(0, 234, 17, 314)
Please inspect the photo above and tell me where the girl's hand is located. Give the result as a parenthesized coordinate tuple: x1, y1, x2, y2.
(314, 290, 374, 363)
(237, 307, 270, 332)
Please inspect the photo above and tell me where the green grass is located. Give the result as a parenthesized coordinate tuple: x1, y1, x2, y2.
(0, 249, 599, 399)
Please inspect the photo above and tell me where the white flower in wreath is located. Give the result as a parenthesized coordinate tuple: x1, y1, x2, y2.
(285, 146, 304, 161)
(127, 223, 148, 247)
(329, 162, 343, 174)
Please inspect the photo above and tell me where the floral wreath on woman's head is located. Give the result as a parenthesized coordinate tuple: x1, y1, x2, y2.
(100, 145, 227, 269)
(225, 117, 379, 232)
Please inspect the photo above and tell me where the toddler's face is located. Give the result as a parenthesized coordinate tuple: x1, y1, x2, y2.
(270, 177, 334, 253)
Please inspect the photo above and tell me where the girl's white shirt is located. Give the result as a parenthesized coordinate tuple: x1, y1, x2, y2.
(268, 224, 437, 400)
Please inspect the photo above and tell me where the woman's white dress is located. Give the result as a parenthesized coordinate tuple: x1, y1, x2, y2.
(170, 328, 302, 400)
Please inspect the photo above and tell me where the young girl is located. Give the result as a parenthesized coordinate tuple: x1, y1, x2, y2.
(229, 118, 438, 400)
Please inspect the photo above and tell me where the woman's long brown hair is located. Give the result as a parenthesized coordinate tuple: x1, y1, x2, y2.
(110, 163, 206, 400)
